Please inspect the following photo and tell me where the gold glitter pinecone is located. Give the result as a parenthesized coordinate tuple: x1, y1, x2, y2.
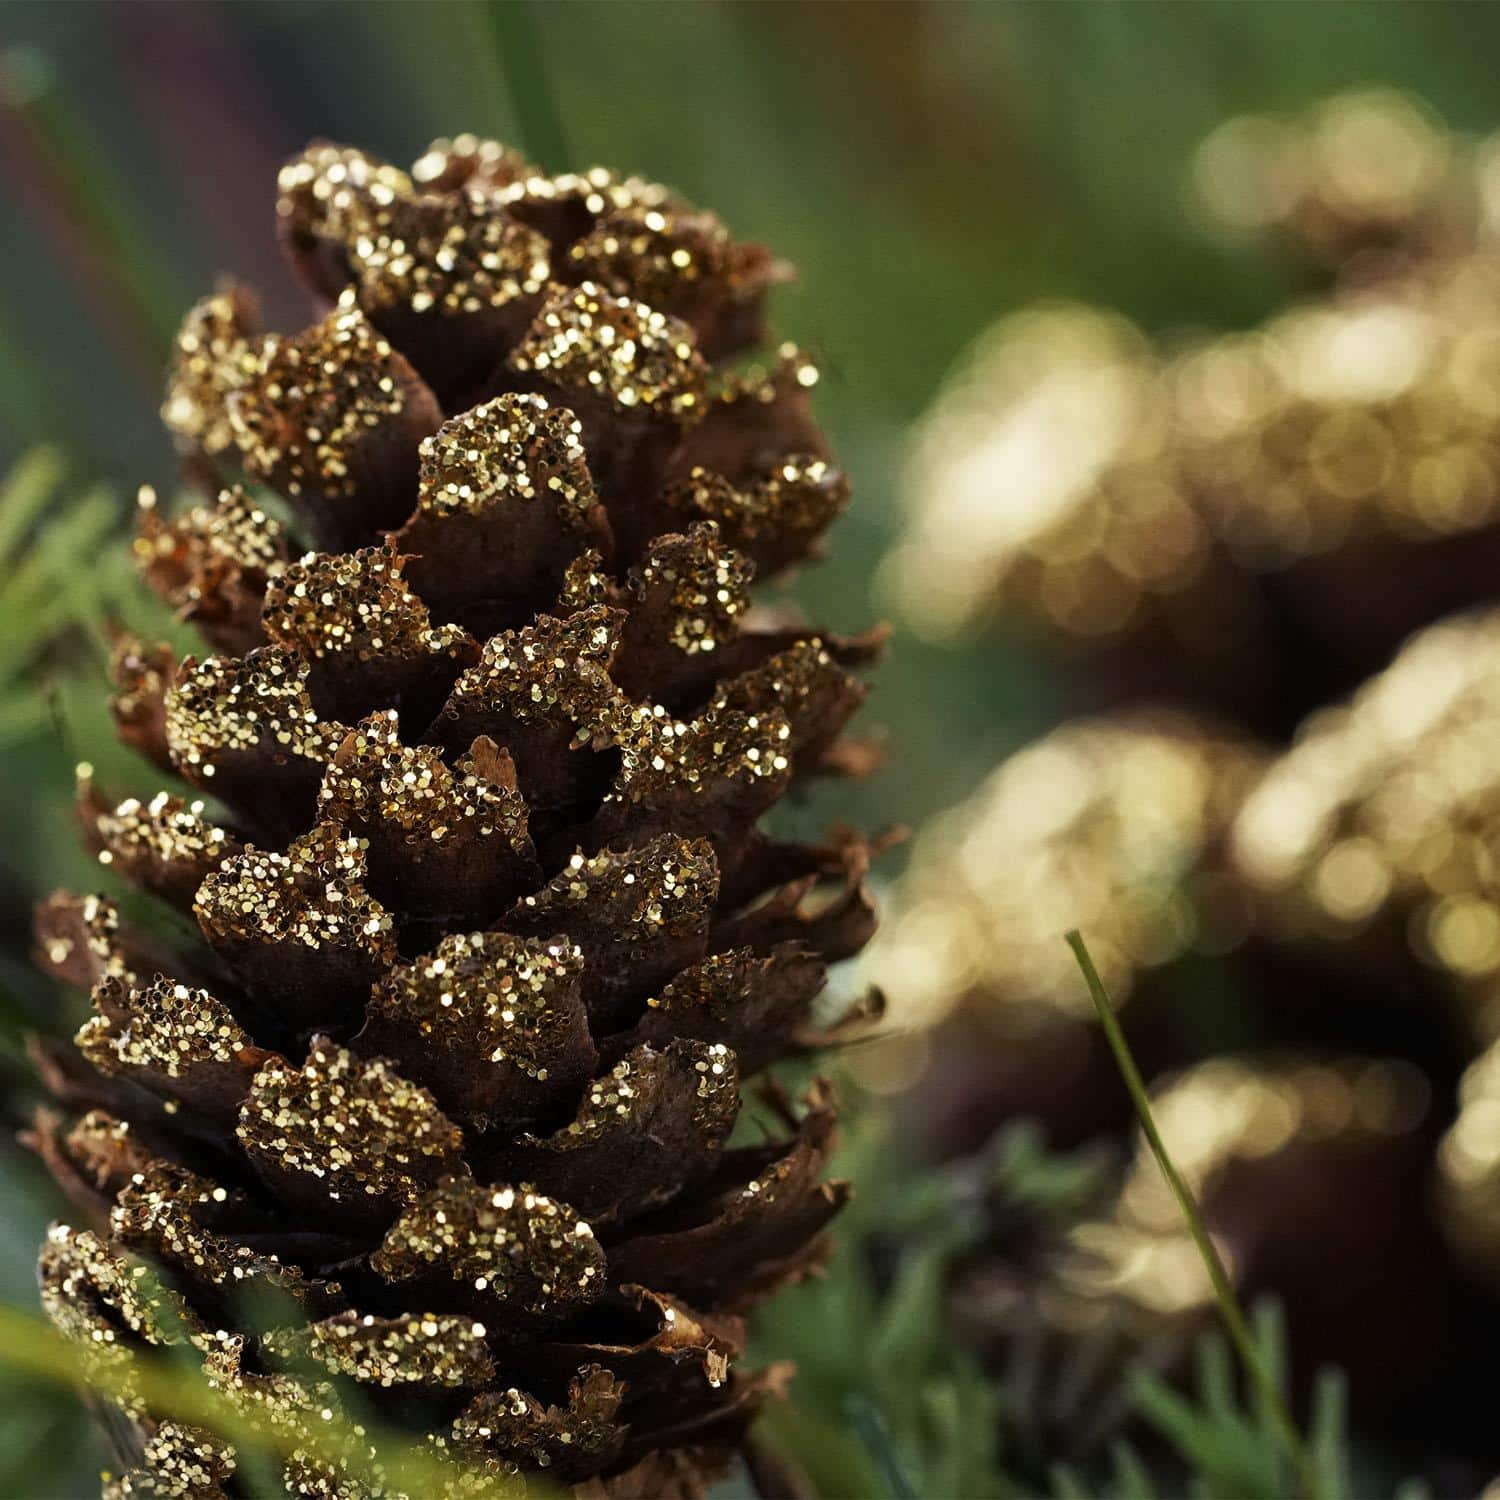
(27, 135, 885, 1500)
(885, 90, 1500, 739)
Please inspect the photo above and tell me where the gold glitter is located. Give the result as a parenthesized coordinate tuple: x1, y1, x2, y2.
(63, 1111, 154, 1197)
(277, 144, 413, 247)
(194, 824, 396, 964)
(515, 1042, 739, 1213)
(265, 1311, 495, 1389)
(36, 892, 133, 987)
(82, 780, 235, 901)
(146, 483, 286, 574)
(1439, 1039, 1500, 1280)
(166, 647, 344, 780)
(369, 932, 586, 1082)
(568, 204, 739, 303)
(373, 1177, 604, 1320)
(411, 135, 534, 194)
(711, 340, 820, 406)
(279, 139, 550, 323)
(229, 306, 407, 501)
(1071, 1056, 1430, 1316)
(871, 715, 1264, 1030)
(607, 699, 793, 811)
(1179, 255, 1500, 563)
(891, 239, 1500, 642)
(237, 1043, 464, 1212)
(441, 606, 623, 748)
(34, 127, 872, 1492)
(1193, 89, 1455, 260)
(39, 1222, 200, 1346)
(77, 972, 260, 1096)
(637, 947, 826, 1069)
(102, 1422, 237, 1500)
(648, 950, 754, 1023)
(113, 1162, 339, 1309)
(343, 191, 550, 316)
(39, 1224, 206, 1415)
(499, 167, 679, 229)
(109, 636, 174, 759)
(665, 456, 849, 554)
(581, 1041, 735, 1138)
(1232, 608, 1500, 1030)
(202, 1335, 363, 1495)
(264, 546, 471, 668)
(320, 712, 531, 856)
(162, 286, 265, 455)
(448, 1366, 623, 1475)
(709, 637, 861, 756)
(511, 835, 719, 944)
(134, 483, 287, 604)
(631, 522, 752, 656)
(554, 550, 614, 612)
(889, 304, 1200, 641)
(509, 281, 706, 419)
(414, 394, 598, 526)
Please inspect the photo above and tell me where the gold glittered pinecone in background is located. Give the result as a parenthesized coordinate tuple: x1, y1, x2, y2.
(1189, 87, 1475, 271)
(864, 697, 1500, 1476)
(1234, 607, 1500, 1328)
(27, 134, 885, 1499)
(848, 88, 1500, 1488)
(1061, 1054, 1469, 1435)
(884, 90, 1500, 739)
(868, 712, 1270, 1152)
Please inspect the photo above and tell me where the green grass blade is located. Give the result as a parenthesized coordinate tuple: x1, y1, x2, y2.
(846, 1393, 920, 1500)
(1309, 1369, 1350, 1500)
(485, 0, 571, 168)
(1110, 1440, 1159, 1500)
(0, 447, 64, 564)
(1065, 930, 1322, 1500)
(1050, 1463, 1094, 1500)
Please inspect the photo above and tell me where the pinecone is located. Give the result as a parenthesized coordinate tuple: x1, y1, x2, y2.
(864, 87, 1500, 1487)
(26, 135, 884, 1499)
(870, 712, 1268, 1151)
(1190, 87, 1470, 269)
(1064, 1055, 1463, 1421)
(886, 90, 1500, 739)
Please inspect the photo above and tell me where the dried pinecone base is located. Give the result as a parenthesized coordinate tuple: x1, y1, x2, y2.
(28, 134, 884, 1498)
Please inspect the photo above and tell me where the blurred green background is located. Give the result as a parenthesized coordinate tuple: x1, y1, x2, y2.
(5, 2, 1500, 1494)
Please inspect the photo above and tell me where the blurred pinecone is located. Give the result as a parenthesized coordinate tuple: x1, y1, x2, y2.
(869, 89, 1500, 1488)
(885, 91, 1500, 738)
(26, 136, 884, 1499)
(872, 712, 1269, 1152)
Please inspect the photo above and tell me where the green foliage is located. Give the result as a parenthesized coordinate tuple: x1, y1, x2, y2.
(1053, 1305, 1424, 1500)
(750, 1103, 1008, 1499)
(0, 451, 195, 1049)
(749, 1091, 1400, 1500)
(0, 448, 133, 747)
(751, 1109, 1114, 1498)
(0, 1149, 108, 1497)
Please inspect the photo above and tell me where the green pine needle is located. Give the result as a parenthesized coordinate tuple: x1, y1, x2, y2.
(846, 1394, 920, 1500)
(485, 1, 571, 169)
(1065, 929, 1323, 1500)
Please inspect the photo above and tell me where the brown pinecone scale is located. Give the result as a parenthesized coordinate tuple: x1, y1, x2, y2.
(28, 134, 883, 1499)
